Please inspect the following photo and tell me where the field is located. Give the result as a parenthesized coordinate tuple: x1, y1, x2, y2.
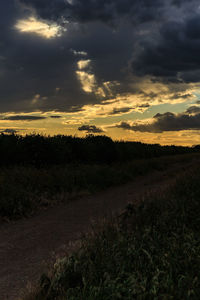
(1, 153, 200, 220)
(24, 164, 200, 300)
(0, 134, 200, 299)
(0, 134, 199, 220)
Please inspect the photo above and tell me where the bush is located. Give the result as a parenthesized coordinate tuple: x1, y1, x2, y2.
(25, 165, 200, 299)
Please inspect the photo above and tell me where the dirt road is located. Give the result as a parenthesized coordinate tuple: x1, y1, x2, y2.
(0, 160, 197, 300)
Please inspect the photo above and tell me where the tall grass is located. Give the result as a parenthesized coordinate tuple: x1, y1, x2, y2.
(1, 153, 198, 220)
(24, 165, 200, 299)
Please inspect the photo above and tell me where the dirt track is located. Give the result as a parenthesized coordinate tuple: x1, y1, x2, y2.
(0, 159, 197, 300)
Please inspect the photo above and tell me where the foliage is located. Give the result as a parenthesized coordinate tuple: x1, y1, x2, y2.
(0, 133, 197, 167)
(25, 166, 200, 300)
(0, 153, 198, 219)
(0, 132, 199, 219)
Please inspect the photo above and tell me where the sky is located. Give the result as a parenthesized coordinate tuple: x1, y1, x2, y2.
(1, 0, 200, 145)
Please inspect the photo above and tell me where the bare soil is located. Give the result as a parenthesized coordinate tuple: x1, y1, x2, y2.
(0, 160, 197, 300)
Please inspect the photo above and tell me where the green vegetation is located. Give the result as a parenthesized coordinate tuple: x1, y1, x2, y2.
(0, 133, 199, 220)
(0, 153, 199, 220)
(0, 133, 197, 167)
(25, 165, 200, 300)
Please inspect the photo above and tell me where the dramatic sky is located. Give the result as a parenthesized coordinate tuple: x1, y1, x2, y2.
(1, 0, 200, 145)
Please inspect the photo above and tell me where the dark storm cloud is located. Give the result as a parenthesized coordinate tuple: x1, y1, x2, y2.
(0, 0, 136, 113)
(19, 0, 164, 24)
(1, 0, 200, 115)
(116, 106, 200, 133)
(132, 12, 200, 82)
(3, 115, 46, 121)
(78, 125, 104, 133)
(0, 21, 96, 113)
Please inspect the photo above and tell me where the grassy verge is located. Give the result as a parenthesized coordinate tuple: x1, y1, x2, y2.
(24, 163, 200, 299)
(1, 153, 199, 220)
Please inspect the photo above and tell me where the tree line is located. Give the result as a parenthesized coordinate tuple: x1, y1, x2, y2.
(0, 133, 198, 167)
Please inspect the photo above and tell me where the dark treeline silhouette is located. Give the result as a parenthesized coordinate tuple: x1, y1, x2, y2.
(0, 133, 198, 167)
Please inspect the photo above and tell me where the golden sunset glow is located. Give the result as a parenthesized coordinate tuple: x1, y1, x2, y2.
(15, 16, 63, 39)
(1, 0, 200, 146)
(77, 60, 91, 70)
(76, 71, 96, 93)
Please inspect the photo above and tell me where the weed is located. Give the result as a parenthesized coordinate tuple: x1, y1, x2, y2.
(24, 165, 200, 299)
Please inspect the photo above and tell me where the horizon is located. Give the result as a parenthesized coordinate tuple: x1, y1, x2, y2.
(0, 131, 198, 148)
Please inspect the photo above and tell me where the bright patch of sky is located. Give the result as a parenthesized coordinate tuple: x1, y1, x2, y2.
(15, 16, 65, 39)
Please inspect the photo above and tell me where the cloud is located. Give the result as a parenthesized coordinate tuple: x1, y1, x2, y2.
(50, 115, 62, 119)
(78, 125, 104, 133)
(18, 0, 167, 26)
(15, 16, 64, 39)
(1, 0, 200, 119)
(75, 58, 111, 97)
(71, 49, 88, 56)
(138, 104, 150, 108)
(76, 71, 96, 93)
(131, 14, 200, 83)
(116, 106, 200, 133)
(3, 115, 46, 121)
(0, 129, 18, 134)
(185, 106, 200, 114)
(77, 59, 91, 70)
(110, 107, 133, 115)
